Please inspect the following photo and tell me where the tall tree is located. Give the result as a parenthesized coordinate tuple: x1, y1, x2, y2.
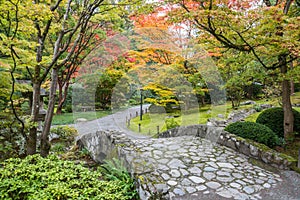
(160, 0, 300, 139)
(0, 0, 136, 157)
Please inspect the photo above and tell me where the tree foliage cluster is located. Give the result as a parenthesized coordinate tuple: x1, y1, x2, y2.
(0, 0, 138, 158)
(141, 0, 300, 139)
(0, 0, 300, 161)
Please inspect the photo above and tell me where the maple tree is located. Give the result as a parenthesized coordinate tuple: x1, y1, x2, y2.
(155, 0, 300, 140)
(0, 0, 135, 157)
(55, 22, 114, 115)
(127, 24, 214, 111)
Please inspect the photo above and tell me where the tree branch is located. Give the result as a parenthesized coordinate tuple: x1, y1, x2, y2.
(10, 46, 27, 140)
(50, 0, 63, 11)
(284, 0, 293, 14)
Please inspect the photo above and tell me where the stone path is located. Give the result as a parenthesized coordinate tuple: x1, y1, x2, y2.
(74, 105, 150, 139)
(120, 136, 300, 200)
(75, 107, 300, 200)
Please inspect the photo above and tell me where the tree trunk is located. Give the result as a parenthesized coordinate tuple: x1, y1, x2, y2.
(290, 80, 295, 95)
(201, 95, 205, 106)
(56, 82, 69, 114)
(27, 82, 41, 155)
(282, 79, 294, 139)
(280, 58, 294, 140)
(40, 68, 58, 157)
(289, 58, 295, 95)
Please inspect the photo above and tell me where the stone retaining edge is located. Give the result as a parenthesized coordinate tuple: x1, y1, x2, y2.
(159, 125, 297, 170)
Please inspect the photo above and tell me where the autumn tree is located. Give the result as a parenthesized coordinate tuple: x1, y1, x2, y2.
(160, 0, 300, 139)
(0, 0, 135, 157)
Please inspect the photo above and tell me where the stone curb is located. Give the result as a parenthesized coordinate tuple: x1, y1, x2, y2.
(159, 125, 297, 170)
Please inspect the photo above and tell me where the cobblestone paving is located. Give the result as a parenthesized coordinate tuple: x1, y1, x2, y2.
(122, 136, 283, 200)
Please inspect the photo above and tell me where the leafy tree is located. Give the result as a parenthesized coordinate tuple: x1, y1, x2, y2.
(96, 68, 126, 110)
(143, 83, 179, 108)
(0, 0, 136, 157)
(161, 0, 300, 140)
(217, 49, 267, 108)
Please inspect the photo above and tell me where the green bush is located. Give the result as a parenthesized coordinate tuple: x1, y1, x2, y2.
(256, 107, 300, 138)
(165, 118, 180, 130)
(50, 126, 78, 145)
(0, 155, 138, 200)
(0, 113, 26, 161)
(224, 121, 280, 147)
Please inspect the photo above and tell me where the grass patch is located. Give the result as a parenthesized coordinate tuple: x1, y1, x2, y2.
(244, 112, 261, 122)
(278, 137, 300, 161)
(291, 92, 300, 104)
(129, 104, 229, 135)
(129, 94, 300, 136)
(52, 110, 111, 125)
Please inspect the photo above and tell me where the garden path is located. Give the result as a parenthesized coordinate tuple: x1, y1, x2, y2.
(75, 105, 150, 139)
(75, 106, 300, 200)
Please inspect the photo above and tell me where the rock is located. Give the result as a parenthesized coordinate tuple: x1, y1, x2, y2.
(263, 183, 271, 188)
(203, 191, 210, 195)
(230, 182, 242, 189)
(217, 189, 234, 198)
(250, 145, 259, 157)
(188, 166, 202, 174)
(76, 118, 88, 122)
(217, 171, 231, 177)
(196, 185, 207, 191)
(217, 114, 225, 119)
(240, 100, 256, 105)
(243, 186, 255, 194)
(155, 184, 169, 194)
(180, 169, 189, 176)
(204, 166, 218, 172)
(161, 173, 170, 181)
(170, 169, 181, 178)
(260, 104, 272, 109)
(182, 178, 193, 186)
(189, 176, 205, 184)
(217, 162, 235, 169)
(168, 158, 186, 169)
(206, 181, 222, 189)
(174, 188, 185, 196)
(186, 186, 197, 193)
(167, 180, 177, 186)
(203, 172, 216, 180)
(216, 176, 234, 183)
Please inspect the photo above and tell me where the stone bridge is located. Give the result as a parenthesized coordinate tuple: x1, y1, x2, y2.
(77, 125, 299, 200)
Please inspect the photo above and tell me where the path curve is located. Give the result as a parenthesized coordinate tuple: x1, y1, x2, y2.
(74, 106, 300, 199)
(75, 105, 150, 139)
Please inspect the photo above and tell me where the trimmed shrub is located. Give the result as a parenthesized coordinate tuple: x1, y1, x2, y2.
(256, 107, 300, 138)
(224, 121, 279, 148)
(0, 155, 138, 200)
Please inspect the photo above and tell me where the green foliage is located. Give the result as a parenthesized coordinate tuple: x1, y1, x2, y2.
(225, 121, 280, 148)
(165, 118, 180, 130)
(256, 107, 300, 138)
(52, 111, 111, 125)
(0, 113, 26, 161)
(50, 142, 65, 153)
(0, 155, 137, 200)
(144, 83, 179, 108)
(50, 126, 78, 144)
(0, 70, 11, 110)
(100, 158, 139, 199)
(253, 104, 263, 112)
